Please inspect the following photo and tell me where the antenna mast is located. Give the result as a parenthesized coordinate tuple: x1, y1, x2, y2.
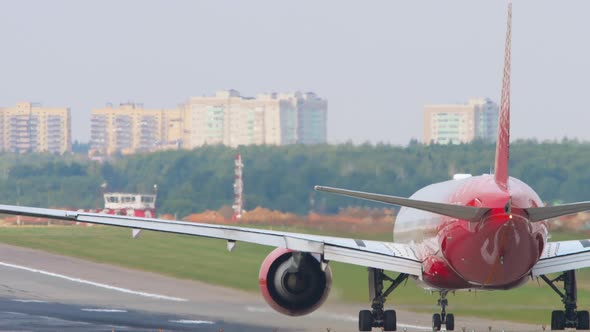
(232, 154, 244, 221)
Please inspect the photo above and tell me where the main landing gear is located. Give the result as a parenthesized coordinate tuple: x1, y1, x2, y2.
(432, 291, 454, 331)
(540, 270, 589, 330)
(358, 268, 408, 331)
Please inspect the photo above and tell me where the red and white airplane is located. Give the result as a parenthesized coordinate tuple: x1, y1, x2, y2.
(1, 4, 590, 331)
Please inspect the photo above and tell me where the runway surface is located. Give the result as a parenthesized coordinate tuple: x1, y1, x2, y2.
(0, 298, 265, 331)
(0, 242, 542, 331)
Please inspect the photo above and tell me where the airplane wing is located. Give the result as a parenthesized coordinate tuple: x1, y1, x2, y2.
(0, 204, 423, 276)
(531, 239, 590, 277)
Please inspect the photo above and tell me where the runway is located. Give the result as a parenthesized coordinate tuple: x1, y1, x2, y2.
(0, 242, 540, 331)
(0, 298, 258, 331)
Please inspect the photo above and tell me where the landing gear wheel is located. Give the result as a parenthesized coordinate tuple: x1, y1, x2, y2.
(359, 310, 373, 331)
(359, 269, 408, 332)
(551, 310, 565, 330)
(433, 291, 451, 331)
(432, 313, 442, 331)
(383, 310, 397, 331)
(446, 313, 455, 331)
(541, 271, 590, 330)
(578, 310, 590, 330)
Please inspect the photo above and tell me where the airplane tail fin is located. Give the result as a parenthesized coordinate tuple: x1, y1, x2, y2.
(494, 3, 512, 189)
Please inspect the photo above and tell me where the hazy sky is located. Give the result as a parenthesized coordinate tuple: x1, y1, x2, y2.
(1, 1, 589, 145)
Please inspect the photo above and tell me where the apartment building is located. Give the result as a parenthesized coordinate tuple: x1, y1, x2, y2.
(89, 103, 184, 155)
(183, 90, 239, 148)
(90, 91, 327, 155)
(183, 90, 326, 149)
(293, 92, 328, 145)
(0, 102, 71, 154)
(423, 98, 499, 144)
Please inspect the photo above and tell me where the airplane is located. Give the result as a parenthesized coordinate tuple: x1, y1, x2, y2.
(1, 3, 590, 331)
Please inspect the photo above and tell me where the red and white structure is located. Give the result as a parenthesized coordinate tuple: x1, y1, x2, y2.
(79, 192, 157, 218)
(232, 154, 244, 221)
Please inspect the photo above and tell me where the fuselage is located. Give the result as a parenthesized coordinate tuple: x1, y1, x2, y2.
(394, 174, 548, 290)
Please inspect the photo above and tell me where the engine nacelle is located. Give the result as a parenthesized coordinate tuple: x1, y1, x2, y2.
(258, 247, 332, 316)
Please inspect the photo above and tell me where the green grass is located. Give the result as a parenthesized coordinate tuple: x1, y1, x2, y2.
(0, 225, 589, 325)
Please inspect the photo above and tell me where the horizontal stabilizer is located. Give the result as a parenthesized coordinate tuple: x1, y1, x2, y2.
(525, 201, 590, 222)
(314, 186, 489, 222)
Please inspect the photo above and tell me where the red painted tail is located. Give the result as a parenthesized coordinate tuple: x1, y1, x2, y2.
(494, 3, 512, 189)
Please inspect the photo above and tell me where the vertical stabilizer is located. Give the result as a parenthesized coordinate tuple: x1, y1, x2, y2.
(494, 3, 512, 189)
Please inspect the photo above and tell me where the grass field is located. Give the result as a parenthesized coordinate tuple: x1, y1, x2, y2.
(0, 225, 588, 325)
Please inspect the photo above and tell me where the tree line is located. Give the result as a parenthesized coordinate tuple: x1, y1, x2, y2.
(0, 139, 588, 217)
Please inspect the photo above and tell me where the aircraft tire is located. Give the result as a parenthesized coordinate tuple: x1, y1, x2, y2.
(383, 310, 396, 331)
(359, 310, 373, 331)
(551, 310, 565, 330)
(577, 310, 590, 330)
(446, 313, 455, 331)
(432, 313, 442, 331)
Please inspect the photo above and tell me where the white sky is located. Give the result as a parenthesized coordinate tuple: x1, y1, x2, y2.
(0, 1, 588, 145)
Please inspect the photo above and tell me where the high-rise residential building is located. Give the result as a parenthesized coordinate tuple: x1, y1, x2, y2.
(183, 90, 294, 148)
(183, 90, 326, 148)
(0, 102, 71, 154)
(253, 92, 297, 146)
(423, 98, 499, 144)
(90, 91, 327, 155)
(293, 92, 328, 145)
(89, 103, 183, 156)
(183, 90, 240, 148)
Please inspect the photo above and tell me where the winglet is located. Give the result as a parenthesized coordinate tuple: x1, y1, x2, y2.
(494, 3, 512, 189)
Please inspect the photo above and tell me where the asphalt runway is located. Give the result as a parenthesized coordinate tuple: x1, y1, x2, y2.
(0, 242, 542, 331)
(0, 298, 267, 331)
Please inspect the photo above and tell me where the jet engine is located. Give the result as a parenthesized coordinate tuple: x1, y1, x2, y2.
(258, 247, 332, 316)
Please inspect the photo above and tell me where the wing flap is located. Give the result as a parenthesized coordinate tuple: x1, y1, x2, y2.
(314, 186, 489, 222)
(0, 204, 423, 276)
(324, 246, 421, 276)
(531, 240, 590, 277)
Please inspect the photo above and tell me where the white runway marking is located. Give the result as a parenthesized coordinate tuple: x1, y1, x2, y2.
(11, 299, 48, 303)
(397, 323, 433, 331)
(245, 306, 432, 331)
(169, 319, 215, 324)
(81, 308, 127, 313)
(0, 261, 188, 302)
(244, 306, 268, 313)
